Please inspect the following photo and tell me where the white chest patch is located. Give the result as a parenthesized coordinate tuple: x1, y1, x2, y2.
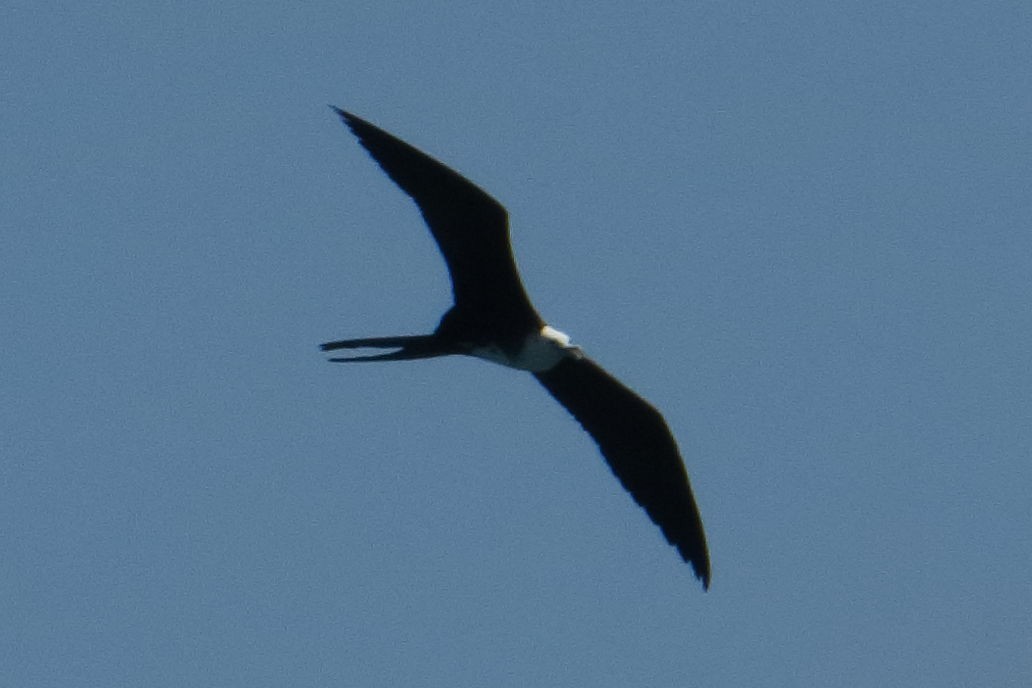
(471, 325, 578, 372)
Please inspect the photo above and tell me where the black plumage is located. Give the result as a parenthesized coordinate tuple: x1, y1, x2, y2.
(322, 108, 710, 588)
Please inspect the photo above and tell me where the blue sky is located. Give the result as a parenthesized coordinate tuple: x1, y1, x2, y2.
(3, 3, 1030, 686)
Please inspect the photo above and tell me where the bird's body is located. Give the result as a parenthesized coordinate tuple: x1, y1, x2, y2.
(322, 108, 711, 588)
(469, 325, 575, 372)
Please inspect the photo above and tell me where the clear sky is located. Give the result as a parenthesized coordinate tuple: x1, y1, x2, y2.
(3, 2, 1030, 686)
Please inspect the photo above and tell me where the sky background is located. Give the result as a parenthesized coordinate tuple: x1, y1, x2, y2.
(3, 2, 1030, 686)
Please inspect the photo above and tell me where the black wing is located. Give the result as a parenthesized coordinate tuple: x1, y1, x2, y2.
(333, 108, 541, 328)
(534, 355, 710, 588)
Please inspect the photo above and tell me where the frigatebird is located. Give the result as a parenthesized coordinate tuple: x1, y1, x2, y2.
(322, 108, 711, 588)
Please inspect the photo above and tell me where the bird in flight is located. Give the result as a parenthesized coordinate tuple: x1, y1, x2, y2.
(322, 108, 711, 588)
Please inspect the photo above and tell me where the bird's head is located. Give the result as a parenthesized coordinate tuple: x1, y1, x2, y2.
(540, 325, 584, 361)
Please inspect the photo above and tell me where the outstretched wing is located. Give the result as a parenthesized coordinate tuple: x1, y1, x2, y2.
(534, 355, 711, 588)
(333, 108, 540, 328)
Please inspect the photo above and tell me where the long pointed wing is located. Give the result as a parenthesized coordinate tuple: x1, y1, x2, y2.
(333, 108, 540, 327)
(534, 355, 711, 588)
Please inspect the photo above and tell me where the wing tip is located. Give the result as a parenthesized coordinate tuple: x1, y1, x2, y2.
(329, 105, 360, 131)
(677, 540, 711, 591)
(696, 563, 712, 591)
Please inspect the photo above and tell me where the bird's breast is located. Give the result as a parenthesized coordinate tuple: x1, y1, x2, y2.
(469, 325, 578, 372)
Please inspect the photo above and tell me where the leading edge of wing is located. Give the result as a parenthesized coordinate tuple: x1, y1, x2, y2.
(331, 107, 537, 318)
(533, 355, 711, 588)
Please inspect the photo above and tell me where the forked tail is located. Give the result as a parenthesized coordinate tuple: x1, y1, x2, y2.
(319, 334, 452, 362)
